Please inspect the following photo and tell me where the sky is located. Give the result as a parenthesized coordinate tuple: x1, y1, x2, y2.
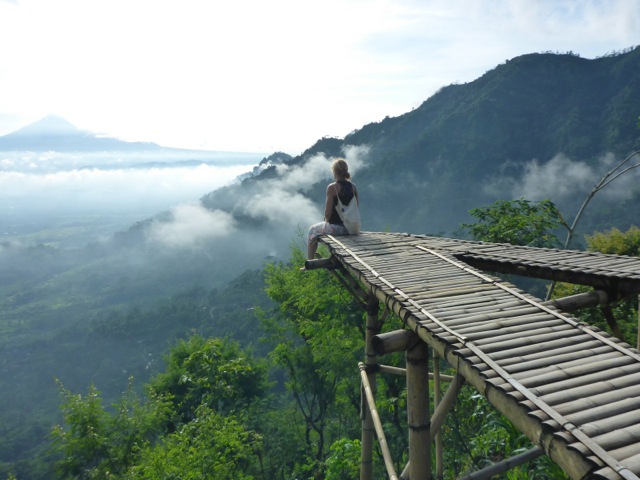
(0, 0, 639, 154)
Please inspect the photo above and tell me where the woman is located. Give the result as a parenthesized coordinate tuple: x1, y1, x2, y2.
(306, 158, 359, 261)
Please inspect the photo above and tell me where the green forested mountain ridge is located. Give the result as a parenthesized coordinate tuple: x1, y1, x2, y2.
(204, 47, 640, 238)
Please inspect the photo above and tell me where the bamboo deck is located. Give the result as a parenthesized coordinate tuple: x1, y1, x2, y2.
(319, 232, 640, 480)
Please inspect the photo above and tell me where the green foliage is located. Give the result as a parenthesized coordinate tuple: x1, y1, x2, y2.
(258, 245, 365, 475)
(258, 243, 413, 478)
(50, 379, 171, 479)
(325, 438, 361, 480)
(147, 335, 269, 425)
(50, 383, 109, 478)
(461, 198, 567, 247)
(586, 225, 640, 256)
(128, 406, 257, 480)
(0, 267, 271, 480)
(49, 337, 268, 479)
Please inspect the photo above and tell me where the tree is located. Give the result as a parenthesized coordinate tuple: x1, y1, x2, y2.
(259, 245, 366, 476)
(587, 225, 640, 257)
(147, 335, 269, 426)
(259, 243, 411, 477)
(128, 406, 258, 480)
(50, 336, 269, 479)
(50, 379, 170, 479)
(461, 199, 567, 247)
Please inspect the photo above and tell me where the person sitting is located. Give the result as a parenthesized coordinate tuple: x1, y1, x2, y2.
(305, 158, 359, 261)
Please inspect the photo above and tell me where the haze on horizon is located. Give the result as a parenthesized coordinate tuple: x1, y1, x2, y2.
(0, 0, 638, 154)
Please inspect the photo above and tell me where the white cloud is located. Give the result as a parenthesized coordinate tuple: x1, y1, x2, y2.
(500, 152, 640, 203)
(273, 155, 334, 191)
(148, 203, 236, 248)
(245, 146, 369, 223)
(244, 190, 319, 226)
(0, 155, 253, 223)
(515, 154, 596, 201)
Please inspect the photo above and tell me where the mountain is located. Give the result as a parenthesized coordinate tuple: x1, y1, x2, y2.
(0, 114, 163, 151)
(203, 47, 640, 240)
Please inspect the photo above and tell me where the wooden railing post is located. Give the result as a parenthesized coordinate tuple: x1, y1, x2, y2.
(407, 341, 431, 480)
(361, 296, 380, 480)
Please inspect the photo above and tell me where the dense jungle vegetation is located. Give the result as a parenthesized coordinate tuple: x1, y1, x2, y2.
(7, 213, 638, 480)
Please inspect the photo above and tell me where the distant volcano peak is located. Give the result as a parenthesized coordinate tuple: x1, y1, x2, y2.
(11, 114, 84, 137)
(0, 115, 162, 152)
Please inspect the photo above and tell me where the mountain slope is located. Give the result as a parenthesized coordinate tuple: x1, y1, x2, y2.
(203, 47, 640, 238)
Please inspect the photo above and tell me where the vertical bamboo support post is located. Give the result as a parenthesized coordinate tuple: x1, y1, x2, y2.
(407, 341, 431, 480)
(637, 294, 639, 351)
(433, 351, 443, 480)
(361, 296, 380, 480)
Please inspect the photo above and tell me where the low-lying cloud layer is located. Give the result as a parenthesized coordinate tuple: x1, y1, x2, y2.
(0, 150, 261, 245)
(145, 146, 369, 255)
(487, 153, 640, 206)
(0, 155, 254, 211)
(148, 204, 236, 248)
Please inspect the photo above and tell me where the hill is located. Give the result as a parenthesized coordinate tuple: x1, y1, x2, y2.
(202, 47, 640, 240)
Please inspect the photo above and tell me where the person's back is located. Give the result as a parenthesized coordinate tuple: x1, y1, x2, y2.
(304, 158, 360, 264)
(328, 180, 355, 225)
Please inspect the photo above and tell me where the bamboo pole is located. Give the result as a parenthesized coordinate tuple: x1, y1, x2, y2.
(543, 290, 608, 312)
(433, 351, 443, 480)
(378, 364, 455, 382)
(303, 257, 337, 270)
(373, 329, 417, 355)
(379, 364, 407, 376)
(359, 362, 399, 480)
(457, 447, 543, 480)
(430, 373, 465, 438)
(401, 368, 465, 479)
(407, 341, 431, 480)
(361, 297, 381, 480)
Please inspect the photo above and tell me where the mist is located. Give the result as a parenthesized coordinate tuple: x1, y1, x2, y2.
(139, 146, 370, 273)
(486, 152, 640, 216)
(0, 150, 262, 245)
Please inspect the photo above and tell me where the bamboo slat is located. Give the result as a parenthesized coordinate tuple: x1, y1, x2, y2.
(565, 397, 640, 427)
(464, 337, 602, 363)
(575, 423, 640, 452)
(456, 318, 567, 340)
(594, 453, 640, 480)
(503, 344, 612, 372)
(515, 354, 638, 388)
(469, 325, 579, 353)
(536, 371, 640, 406)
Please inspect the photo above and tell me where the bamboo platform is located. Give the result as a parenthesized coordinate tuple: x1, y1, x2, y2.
(317, 232, 640, 480)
